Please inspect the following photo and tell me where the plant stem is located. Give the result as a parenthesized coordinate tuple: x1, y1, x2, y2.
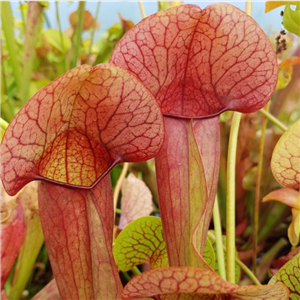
(245, 0, 252, 15)
(138, 0, 147, 18)
(70, 1, 85, 68)
(1, 118, 9, 130)
(131, 266, 141, 276)
(226, 112, 242, 283)
(213, 194, 226, 280)
(113, 162, 129, 216)
(19, 1, 26, 33)
(1, 2, 22, 91)
(88, 1, 101, 64)
(208, 232, 261, 285)
(55, 1, 68, 72)
(236, 256, 261, 285)
(9, 215, 44, 300)
(121, 271, 131, 282)
(20, 1, 45, 106)
(115, 208, 121, 215)
(259, 109, 288, 132)
(252, 102, 270, 274)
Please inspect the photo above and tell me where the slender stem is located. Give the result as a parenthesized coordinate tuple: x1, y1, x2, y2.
(87, 1, 101, 63)
(115, 208, 121, 215)
(55, 1, 68, 72)
(236, 257, 261, 285)
(245, 0, 252, 15)
(226, 112, 242, 283)
(71, 1, 86, 68)
(19, 1, 26, 33)
(138, 0, 147, 18)
(259, 109, 288, 132)
(1, 2, 22, 91)
(20, 2, 45, 105)
(113, 162, 129, 215)
(213, 194, 226, 280)
(121, 271, 131, 282)
(1, 118, 9, 130)
(131, 266, 141, 276)
(252, 102, 270, 274)
(208, 232, 261, 285)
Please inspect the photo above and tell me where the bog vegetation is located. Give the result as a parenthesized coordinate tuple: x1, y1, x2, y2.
(1, 1, 299, 300)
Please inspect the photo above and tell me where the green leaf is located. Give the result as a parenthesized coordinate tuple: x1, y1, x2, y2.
(114, 215, 216, 272)
(113, 216, 168, 271)
(43, 29, 72, 53)
(269, 252, 300, 299)
(283, 3, 300, 37)
(203, 237, 215, 270)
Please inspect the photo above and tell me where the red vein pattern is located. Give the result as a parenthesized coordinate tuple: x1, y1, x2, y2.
(271, 119, 300, 189)
(111, 4, 278, 118)
(269, 252, 300, 300)
(1, 64, 164, 196)
(38, 176, 122, 300)
(122, 267, 289, 299)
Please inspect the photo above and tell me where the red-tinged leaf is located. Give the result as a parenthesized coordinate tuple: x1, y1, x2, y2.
(1, 64, 164, 196)
(122, 267, 289, 299)
(271, 119, 300, 189)
(31, 279, 60, 300)
(0, 290, 8, 300)
(269, 252, 300, 299)
(119, 173, 153, 230)
(263, 188, 300, 209)
(1, 190, 26, 289)
(111, 4, 278, 119)
(114, 216, 168, 271)
(272, 246, 300, 272)
(155, 118, 209, 267)
(229, 284, 289, 300)
(38, 175, 122, 300)
(276, 57, 300, 90)
(69, 10, 95, 30)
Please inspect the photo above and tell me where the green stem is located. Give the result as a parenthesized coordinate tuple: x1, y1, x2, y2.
(212, 194, 226, 280)
(208, 232, 261, 285)
(71, 1, 86, 68)
(236, 257, 261, 285)
(226, 112, 242, 283)
(115, 208, 121, 214)
(20, 1, 45, 106)
(19, 1, 26, 33)
(9, 215, 44, 300)
(259, 109, 288, 132)
(131, 266, 141, 276)
(121, 271, 131, 282)
(88, 1, 101, 64)
(55, 1, 68, 72)
(1, 2, 22, 91)
(1, 118, 9, 130)
(252, 102, 270, 275)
